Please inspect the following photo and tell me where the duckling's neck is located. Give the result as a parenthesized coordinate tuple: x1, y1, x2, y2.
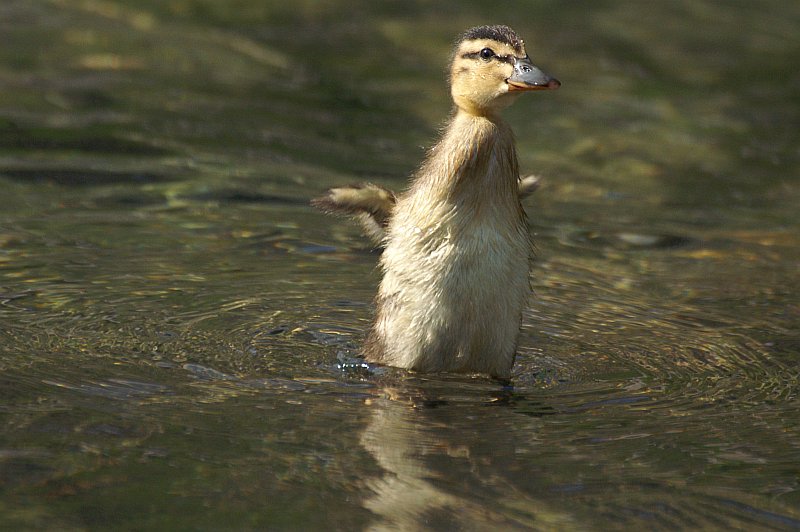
(411, 108, 519, 206)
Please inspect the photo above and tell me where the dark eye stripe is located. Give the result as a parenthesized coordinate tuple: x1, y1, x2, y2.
(460, 52, 516, 64)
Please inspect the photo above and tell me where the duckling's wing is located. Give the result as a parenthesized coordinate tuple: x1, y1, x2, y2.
(311, 183, 396, 246)
(518, 174, 541, 199)
(312, 178, 538, 246)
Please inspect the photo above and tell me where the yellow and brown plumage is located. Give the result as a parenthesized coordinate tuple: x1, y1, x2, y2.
(313, 25, 559, 378)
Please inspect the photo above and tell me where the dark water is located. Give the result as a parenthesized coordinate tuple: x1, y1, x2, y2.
(2, 1, 799, 529)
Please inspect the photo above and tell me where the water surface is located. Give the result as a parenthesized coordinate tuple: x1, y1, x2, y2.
(1, 1, 799, 529)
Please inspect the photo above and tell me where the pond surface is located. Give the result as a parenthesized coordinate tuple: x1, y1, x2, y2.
(1, 1, 799, 529)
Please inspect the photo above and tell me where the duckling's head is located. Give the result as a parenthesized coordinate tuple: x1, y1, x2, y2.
(450, 25, 560, 116)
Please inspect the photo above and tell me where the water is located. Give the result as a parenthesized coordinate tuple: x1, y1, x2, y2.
(1, 1, 799, 529)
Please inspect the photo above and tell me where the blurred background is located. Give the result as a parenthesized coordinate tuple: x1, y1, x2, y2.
(1, 1, 798, 529)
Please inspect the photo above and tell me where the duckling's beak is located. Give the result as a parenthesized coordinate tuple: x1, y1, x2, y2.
(507, 56, 560, 91)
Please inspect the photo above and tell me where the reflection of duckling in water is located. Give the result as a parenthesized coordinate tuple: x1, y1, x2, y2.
(314, 25, 559, 378)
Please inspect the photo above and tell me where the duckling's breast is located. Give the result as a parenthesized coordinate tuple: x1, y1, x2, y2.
(372, 139, 531, 375)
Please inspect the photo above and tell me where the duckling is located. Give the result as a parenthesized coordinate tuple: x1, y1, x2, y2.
(314, 25, 559, 378)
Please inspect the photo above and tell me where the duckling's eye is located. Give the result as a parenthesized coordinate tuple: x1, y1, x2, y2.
(479, 47, 495, 60)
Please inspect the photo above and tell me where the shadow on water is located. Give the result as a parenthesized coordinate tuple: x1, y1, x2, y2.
(0, 120, 174, 157)
(1, 168, 172, 186)
(0, 0, 799, 529)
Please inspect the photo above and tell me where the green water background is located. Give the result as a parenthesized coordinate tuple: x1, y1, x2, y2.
(1, 1, 798, 529)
